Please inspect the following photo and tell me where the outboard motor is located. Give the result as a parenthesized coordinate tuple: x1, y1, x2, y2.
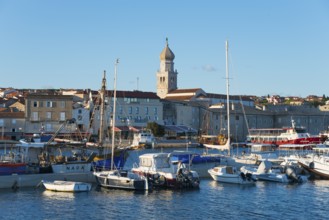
(286, 167, 299, 183)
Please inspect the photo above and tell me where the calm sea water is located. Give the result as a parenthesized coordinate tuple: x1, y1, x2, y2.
(1, 147, 329, 220)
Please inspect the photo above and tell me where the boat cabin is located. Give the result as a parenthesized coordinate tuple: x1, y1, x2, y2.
(138, 153, 171, 171)
(250, 144, 275, 153)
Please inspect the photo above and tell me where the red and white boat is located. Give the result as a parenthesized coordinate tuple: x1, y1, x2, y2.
(247, 120, 321, 147)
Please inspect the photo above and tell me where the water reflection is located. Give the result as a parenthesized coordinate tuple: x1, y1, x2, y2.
(42, 190, 76, 200)
(312, 179, 329, 187)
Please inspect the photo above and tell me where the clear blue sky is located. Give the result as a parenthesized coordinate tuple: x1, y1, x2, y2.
(1, 1, 328, 97)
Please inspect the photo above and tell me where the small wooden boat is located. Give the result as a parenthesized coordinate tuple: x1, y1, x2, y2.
(42, 180, 92, 192)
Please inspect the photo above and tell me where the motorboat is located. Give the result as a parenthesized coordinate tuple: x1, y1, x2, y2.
(94, 169, 150, 190)
(41, 180, 92, 192)
(208, 165, 256, 185)
(169, 150, 222, 178)
(298, 153, 329, 179)
(131, 153, 200, 189)
(240, 160, 307, 183)
(0, 161, 27, 175)
(131, 129, 156, 149)
(233, 143, 284, 169)
(0, 142, 28, 175)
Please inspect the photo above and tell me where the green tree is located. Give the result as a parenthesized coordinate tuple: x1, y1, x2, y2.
(146, 122, 165, 137)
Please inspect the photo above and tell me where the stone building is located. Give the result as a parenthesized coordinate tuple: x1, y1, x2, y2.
(154, 39, 329, 141)
(0, 111, 25, 141)
(24, 94, 73, 135)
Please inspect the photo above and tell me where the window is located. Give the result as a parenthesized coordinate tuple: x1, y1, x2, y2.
(145, 107, 149, 115)
(46, 123, 52, 132)
(46, 101, 53, 108)
(236, 116, 239, 120)
(119, 106, 123, 114)
(129, 107, 132, 114)
(33, 101, 38, 107)
(46, 112, 52, 119)
(12, 119, 16, 124)
(0, 119, 3, 126)
(60, 112, 66, 121)
(154, 107, 157, 115)
(78, 109, 82, 114)
(136, 107, 139, 114)
(32, 112, 39, 121)
(60, 101, 65, 108)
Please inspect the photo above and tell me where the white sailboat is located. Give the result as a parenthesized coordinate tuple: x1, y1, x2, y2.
(202, 45, 231, 153)
(93, 60, 150, 190)
(208, 41, 255, 185)
(203, 42, 233, 159)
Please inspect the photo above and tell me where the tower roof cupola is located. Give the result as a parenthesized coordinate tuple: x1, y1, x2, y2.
(160, 38, 175, 61)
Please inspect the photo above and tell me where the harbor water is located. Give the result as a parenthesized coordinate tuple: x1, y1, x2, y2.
(1, 147, 329, 220)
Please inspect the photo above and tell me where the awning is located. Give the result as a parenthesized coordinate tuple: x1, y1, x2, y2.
(114, 126, 141, 132)
(164, 125, 197, 133)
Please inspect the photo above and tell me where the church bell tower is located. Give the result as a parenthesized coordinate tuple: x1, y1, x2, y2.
(156, 38, 178, 99)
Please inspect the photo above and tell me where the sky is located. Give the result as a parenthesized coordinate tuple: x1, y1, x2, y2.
(0, 1, 328, 97)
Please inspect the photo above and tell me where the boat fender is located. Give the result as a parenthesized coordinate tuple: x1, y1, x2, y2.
(309, 162, 314, 169)
(158, 175, 166, 185)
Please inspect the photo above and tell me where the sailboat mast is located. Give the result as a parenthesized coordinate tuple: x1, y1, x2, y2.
(225, 40, 231, 155)
(111, 59, 119, 170)
(99, 70, 107, 146)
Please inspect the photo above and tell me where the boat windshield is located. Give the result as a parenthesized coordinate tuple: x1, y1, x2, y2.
(154, 157, 170, 168)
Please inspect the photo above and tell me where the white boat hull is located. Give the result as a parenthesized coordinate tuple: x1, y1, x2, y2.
(42, 180, 92, 192)
(298, 155, 329, 179)
(208, 166, 255, 185)
(0, 172, 95, 189)
(94, 170, 149, 190)
(51, 163, 92, 173)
